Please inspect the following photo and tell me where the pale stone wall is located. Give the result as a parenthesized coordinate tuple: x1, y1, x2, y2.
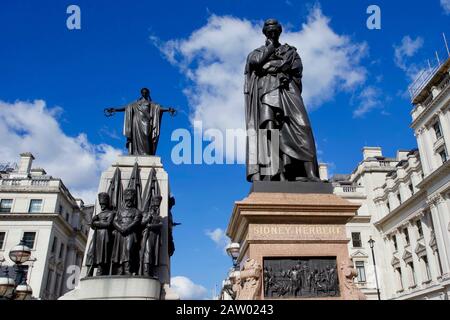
(0, 153, 89, 300)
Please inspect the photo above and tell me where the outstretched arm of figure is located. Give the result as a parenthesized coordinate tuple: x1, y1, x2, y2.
(104, 106, 126, 117)
(159, 105, 177, 116)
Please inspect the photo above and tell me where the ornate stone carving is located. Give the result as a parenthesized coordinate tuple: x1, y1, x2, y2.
(340, 258, 366, 300)
(427, 193, 444, 208)
(235, 259, 262, 300)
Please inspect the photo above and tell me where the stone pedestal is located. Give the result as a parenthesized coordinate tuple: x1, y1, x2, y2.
(59, 276, 161, 300)
(226, 183, 365, 300)
(60, 155, 179, 300)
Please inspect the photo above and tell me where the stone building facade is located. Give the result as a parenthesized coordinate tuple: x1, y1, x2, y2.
(0, 153, 93, 300)
(330, 55, 450, 300)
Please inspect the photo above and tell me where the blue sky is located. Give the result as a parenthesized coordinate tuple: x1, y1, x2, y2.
(0, 0, 449, 298)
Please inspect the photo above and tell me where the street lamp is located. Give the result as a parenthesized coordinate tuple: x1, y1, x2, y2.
(0, 238, 34, 300)
(368, 236, 381, 300)
(226, 242, 240, 268)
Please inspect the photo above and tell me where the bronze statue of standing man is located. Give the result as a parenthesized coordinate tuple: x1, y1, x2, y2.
(104, 88, 176, 155)
(244, 19, 320, 182)
(139, 195, 163, 277)
(111, 188, 142, 275)
(86, 192, 115, 277)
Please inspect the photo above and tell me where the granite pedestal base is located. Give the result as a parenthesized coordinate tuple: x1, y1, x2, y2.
(227, 186, 365, 300)
(59, 276, 161, 300)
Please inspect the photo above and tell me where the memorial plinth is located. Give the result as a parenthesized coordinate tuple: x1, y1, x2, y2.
(227, 182, 365, 300)
(59, 276, 161, 300)
(60, 155, 179, 300)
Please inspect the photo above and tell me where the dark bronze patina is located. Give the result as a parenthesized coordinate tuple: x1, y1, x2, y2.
(263, 257, 339, 298)
(104, 88, 176, 156)
(86, 193, 115, 277)
(245, 19, 320, 182)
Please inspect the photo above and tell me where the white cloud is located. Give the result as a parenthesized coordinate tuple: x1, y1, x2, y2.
(205, 228, 230, 252)
(153, 7, 368, 160)
(353, 86, 383, 118)
(171, 276, 208, 300)
(441, 0, 450, 14)
(0, 99, 122, 203)
(393, 35, 424, 79)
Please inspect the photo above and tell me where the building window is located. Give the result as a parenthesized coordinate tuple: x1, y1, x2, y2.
(416, 220, 423, 238)
(438, 149, 448, 163)
(408, 262, 417, 286)
(58, 205, 63, 214)
(392, 235, 398, 251)
(55, 273, 62, 297)
(396, 267, 404, 291)
(409, 183, 414, 195)
(355, 261, 366, 283)
(404, 228, 410, 245)
(386, 202, 390, 212)
(0, 199, 13, 213)
(0, 232, 6, 250)
(28, 199, 43, 213)
(433, 121, 443, 140)
(51, 236, 57, 254)
(45, 270, 54, 293)
(435, 249, 444, 276)
(397, 193, 402, 205)
(22, 232, 36, 249)
(59, 243, 65, 259)
(423, 256, 431, 281)
(351, 232, 362, 248)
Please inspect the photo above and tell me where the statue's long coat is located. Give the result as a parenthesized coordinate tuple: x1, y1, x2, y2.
(123, 98, 162, 156)
(244, 43, 319, 180)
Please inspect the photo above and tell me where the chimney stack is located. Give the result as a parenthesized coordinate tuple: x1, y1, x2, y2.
(362, 147, 382, 160)
(17, 152, 35, 177)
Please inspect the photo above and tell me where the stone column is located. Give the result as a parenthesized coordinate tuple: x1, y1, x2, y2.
(388, 192, 398, 211)
(410, 171, 422, 193)
(382, 234, 398, 298)
(435, 195, 450, 265)
(407, 221, 424, 285)
(421, 211, 440, 281)
(423, 128, 439, 172)
(398, 182, 409, 203)
(437, 110, 450, 150)
(415, 128, 432, 175)
(428, 196, 450, 276)
(395, 229, 409, 290)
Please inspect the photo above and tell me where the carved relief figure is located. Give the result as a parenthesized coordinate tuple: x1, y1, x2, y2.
(340, 259, 366, 300)
(236, 259, 263, 300)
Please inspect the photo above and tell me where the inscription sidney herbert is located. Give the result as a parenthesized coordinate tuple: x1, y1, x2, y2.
(249, 224, 346, 241)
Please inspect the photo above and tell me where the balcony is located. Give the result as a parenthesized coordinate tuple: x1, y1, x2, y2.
(0, 178, 57, 188)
